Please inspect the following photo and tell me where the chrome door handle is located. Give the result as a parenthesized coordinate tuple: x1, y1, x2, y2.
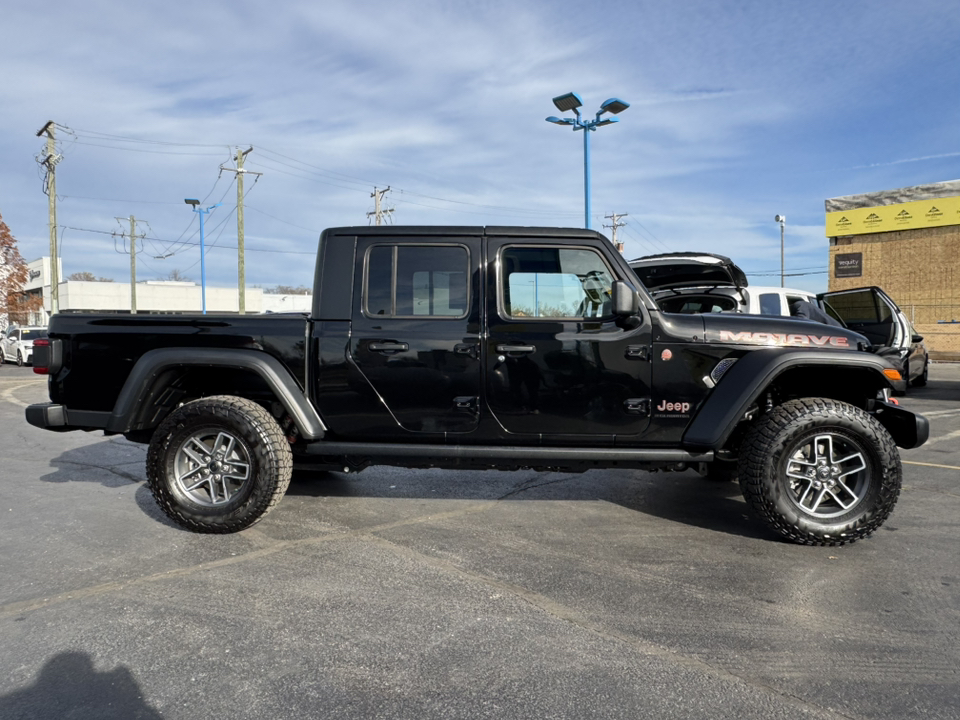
(369, 342, 409, 353)
(496, 344, 536, 354)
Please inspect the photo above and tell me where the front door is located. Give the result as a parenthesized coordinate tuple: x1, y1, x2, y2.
(1, 328, 16, 361)
(485, 238, 652, 442)
(349, 235, 483, 436)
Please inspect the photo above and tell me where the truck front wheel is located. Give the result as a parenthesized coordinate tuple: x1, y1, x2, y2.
(738, 398, 901, 546)
(147, 396, 292, 533)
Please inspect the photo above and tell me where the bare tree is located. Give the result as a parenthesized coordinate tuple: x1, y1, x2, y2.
(165, 269, 192, 282)
(264, 284, 311, 295)
(68, 272, 114, 282)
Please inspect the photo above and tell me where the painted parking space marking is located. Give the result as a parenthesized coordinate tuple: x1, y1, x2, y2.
(0, 380, 44, 408)
(904, 460, 960, 471)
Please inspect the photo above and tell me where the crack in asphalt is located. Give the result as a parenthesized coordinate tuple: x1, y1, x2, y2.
(0, 496, 865, 720)
(360, 532, 866, 720)
(498, 473, 573, 500)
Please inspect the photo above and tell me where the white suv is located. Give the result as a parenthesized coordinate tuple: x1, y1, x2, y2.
(1, 326, 48, 367)
(628, 253, 819, 316)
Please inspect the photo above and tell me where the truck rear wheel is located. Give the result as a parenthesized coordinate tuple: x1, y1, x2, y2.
(147, 396, 292, 533)
(738, 398, 901, 546)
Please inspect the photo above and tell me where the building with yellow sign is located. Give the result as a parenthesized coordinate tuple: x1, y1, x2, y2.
(826, 179, 960, 359)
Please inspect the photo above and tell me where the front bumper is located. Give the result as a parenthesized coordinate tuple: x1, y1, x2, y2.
(873, 400, 929, 449)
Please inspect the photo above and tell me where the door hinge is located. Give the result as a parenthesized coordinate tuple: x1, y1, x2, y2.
(454, 342, 479, 360)
(625, 345, 649, 360)
(454, 396, 479, 412)
(624, 397, 651, 415)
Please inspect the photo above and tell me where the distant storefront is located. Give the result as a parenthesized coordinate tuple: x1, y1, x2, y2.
(826, 180, 960, 359)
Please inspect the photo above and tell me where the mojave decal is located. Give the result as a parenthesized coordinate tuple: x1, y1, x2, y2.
(718, 330, 850, 348)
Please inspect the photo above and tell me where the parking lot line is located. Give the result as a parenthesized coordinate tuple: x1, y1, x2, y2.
(0, 382, 41, 409)
(903, 460, 960, 471)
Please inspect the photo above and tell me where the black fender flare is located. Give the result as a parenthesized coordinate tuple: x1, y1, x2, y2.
(682, 348, 904, 450)
(105, 348, 326, 440)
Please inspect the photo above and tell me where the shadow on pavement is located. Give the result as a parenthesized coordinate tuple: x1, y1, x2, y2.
(0, 651, 162, 720)
(38, 438, 146, 488)
(286, 467, 775, 542)
(37, 437, 775, 542)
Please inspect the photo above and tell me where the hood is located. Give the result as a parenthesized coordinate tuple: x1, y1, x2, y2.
(629, 253, 748, 291)
(700, 313, 870, 351)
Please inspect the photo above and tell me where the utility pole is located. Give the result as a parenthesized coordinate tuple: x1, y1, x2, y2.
(116, 216, 145, 313)
(367, 186, 394, 226)
(220, 148, 261, 314)
(36, 121, 60, 315)
(604, 212, 628, 253)
(775, 215, 786, 288)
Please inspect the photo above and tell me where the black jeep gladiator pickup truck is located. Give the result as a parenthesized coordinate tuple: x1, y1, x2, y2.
(26, 226, 929, 545)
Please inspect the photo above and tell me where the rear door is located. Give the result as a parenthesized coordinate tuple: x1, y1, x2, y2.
(819, 287, 907, 349)
(349, 234, 483, 436)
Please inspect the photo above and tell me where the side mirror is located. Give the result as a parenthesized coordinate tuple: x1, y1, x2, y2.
(611, 281, 639, 317)
(912, 333, 924, 344)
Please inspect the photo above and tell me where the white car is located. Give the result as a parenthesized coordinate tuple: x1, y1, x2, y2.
(628, 253, 819, 316)
(628, 252, 929, 389)
(1, 325, 48, 367)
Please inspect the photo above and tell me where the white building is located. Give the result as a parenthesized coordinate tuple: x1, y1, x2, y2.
(22, 257, 312, 323)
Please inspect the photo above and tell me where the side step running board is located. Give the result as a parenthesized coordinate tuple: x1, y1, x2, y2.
(305, 441, 712, 464)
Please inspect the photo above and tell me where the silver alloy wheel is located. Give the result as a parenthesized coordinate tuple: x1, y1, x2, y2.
(784, 433, 870, 519)
(172, 429, 252, 506)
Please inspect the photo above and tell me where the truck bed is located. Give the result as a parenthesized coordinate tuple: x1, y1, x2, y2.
(45, 313, 309, 413)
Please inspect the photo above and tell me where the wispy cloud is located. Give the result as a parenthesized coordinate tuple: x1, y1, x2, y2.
(2, 0, 959, 291)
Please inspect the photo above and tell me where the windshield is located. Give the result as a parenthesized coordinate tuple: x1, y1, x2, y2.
(21, 329, 48, 340)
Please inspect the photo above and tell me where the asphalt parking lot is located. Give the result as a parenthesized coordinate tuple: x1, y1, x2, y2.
(1, 363, 958, 720)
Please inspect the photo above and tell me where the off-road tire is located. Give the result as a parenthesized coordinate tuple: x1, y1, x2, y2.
(147, 395, 292, 533)
(738, 398, 901, 546)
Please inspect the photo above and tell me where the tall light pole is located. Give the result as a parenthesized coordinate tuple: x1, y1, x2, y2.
(185, 199, 222, 314)
(775, 214, 786, 287)
(546, 92, 630, 230)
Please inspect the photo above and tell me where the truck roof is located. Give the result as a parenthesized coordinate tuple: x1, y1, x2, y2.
(320, 226, 605, 239)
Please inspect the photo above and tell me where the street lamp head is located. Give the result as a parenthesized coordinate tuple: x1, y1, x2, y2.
(599, 98, 630, 115)
(595, 117, 619, 127)
(185, 198, 200, 207)
(546, 116, 575, 125)
(552, 92, 583, 113)
(775, 214, 785, 223)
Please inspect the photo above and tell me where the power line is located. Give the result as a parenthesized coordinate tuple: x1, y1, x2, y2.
(60, 195, 186, 205)
(245, 205, 320, 233)
(53, 124, 591, 221)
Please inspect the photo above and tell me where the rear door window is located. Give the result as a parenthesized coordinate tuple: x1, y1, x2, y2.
(758, 293, 783, 316)
(826, 290, 893, 324)
(364, 245, 469, 319)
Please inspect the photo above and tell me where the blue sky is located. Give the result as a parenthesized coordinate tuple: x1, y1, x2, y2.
(2, 0, 958, 294)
